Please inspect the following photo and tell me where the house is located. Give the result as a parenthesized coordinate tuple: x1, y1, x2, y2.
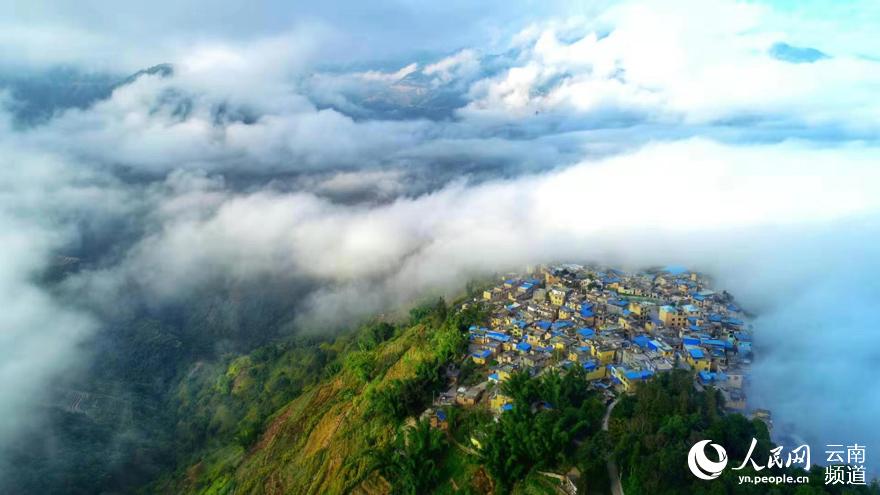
(548, 287, 570, 306)
(592, 344, 617, 365)
(456, 383, 486, 406)
(490, 392, 513, 411)
(581, 360, 606, 380)
(610, 365, 654, 392)
(429, 409, 449, 431)
(659, 305, 687, 328)
(685, 346, 711, 372)
(472, 348, 493, 365)
(515, 341, 532, 353)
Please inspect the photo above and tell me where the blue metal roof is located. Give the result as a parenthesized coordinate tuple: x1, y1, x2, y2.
(688, 348, 705, 359)
(577, 328, 595, 338)
(625, 369, 654, 380)
(516, 341, 532, 352)
(487, 331, 511, 342)
(702, 339, 733, 349)
(551, 321, 573, 330)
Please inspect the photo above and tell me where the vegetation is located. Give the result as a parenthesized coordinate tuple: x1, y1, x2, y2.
(610, 370, 880, 495)
(480, 368, 605, 492)
(379, 420, 449, 494)
(17, 291, 879, 495)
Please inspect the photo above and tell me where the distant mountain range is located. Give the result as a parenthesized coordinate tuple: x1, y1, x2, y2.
(0, 63, 173, 125)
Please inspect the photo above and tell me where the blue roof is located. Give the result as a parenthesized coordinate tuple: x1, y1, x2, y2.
(734, 332, 752, 342)
(702, 339, 733, 349)
(682, 336, 701, 346)
(487, 331, 511, 343)
(625, 369, 654, 380)
(501, 403, 514, 411)
(577, 328, 595, 338)
(698, 370, 714, 382)
(688, 348, 705, 360)
(708, 314, 723, 322)
(632, 335, 654, 350)
(664, 265, 687, 275)
(516, 341, 532, 352)
(535, 321, 552, 331)
(488, 373, 500, 381)
(723, 317, 744, 326)
(582, 360, 598, 371)
(437, 410, 447, 421)
(474, 349, 492, 359)
(727, 303, 740, 312)
(551, 321, 573, 330)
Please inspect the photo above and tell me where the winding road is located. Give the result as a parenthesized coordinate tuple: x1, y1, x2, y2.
(602, 398, 624, 495)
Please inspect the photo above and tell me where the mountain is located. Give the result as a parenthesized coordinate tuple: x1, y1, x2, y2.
(148, 297, 880, 495)
(0, 63, 173, 125)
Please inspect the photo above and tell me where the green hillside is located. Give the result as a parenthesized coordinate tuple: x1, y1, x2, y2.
(150, 300, 880, 495)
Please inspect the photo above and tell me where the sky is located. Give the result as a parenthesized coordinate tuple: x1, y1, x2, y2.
(2, 0, 880, 480)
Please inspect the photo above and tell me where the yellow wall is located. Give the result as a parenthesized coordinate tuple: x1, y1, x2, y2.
(491, 393, 512, 411)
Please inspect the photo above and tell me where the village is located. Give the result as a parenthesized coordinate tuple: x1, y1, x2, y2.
(424, 264, 759, 433)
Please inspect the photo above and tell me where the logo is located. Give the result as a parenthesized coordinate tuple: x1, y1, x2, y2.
(688, 440, 728, 480)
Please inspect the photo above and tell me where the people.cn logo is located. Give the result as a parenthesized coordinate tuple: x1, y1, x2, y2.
(688, 440, 729, 480)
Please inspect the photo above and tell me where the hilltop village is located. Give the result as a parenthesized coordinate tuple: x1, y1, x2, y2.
(427, 264, 755, 427)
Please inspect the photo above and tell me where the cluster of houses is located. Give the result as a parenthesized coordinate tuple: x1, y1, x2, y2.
(425, 264, 753, 426)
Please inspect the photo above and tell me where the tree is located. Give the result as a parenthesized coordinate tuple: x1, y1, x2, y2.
(380, 420, 448, 495)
